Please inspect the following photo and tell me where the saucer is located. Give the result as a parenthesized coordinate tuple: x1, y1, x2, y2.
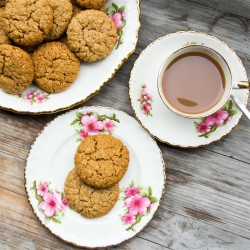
(25, 106, 165, 248)
(0, 0, 140, 114)
(129, 31, 249, 147)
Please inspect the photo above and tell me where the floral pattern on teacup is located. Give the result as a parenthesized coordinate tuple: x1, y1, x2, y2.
(182, 41, 204, 47)
(105, 3, 126, 49)
(137, 84, 154, 117)
(30, 181, 69, 224)
(120, 181, 158, 231)
(17, 89, 50, 104)
(71, 111, 120, 142)
(194, 100, 237, 138)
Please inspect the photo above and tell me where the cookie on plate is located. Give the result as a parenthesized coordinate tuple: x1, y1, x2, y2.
(64, 168, 119, 218)
(45, 0, 73, 41)
(0, 8, 12, 45)
(3, 0, 53, 46)
(75, 134, 130, 189)
(0, 44, 34, 94)
(32, 42, 80, 93)
(75, 0, 107, 10)
(67, 9, 117, 62)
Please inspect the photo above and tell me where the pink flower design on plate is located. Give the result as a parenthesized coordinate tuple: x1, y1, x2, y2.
(125, 194, 151, 215)
(40, 192, 59, 217)
(197, 122, 211, 134)
(205, 110, 229, 126)
(17, 89, 49, 104)
(37, 182, 49, 197)
(141, 102, 152, 114)
(25, 90, 35, 101)
(79, 126, 89, 140)
(103, 118, 114, 131)
(112, 12, 123, 29)
(138, 84, 154, 117)
(34, 92, 46, 103)
(122, 213, 136, 225)
(125, 186, 140, 198)
(81, 114, 104, 135)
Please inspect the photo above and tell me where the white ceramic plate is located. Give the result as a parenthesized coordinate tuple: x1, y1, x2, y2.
(129, 31, 249, 147)
(0, 0, 140, 114)
(25, 106, 165, 248)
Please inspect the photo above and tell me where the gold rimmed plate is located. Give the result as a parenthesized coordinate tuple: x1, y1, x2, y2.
(25, 106, 166, 248)
(0, 0, 140, 114)
(129, 31, 249, 147)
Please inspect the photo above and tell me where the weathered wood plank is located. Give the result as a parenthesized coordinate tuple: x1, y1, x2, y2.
(186, 0, 250, 19)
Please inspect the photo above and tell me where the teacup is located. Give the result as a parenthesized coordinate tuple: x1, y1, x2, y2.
(157, 45, 232, 118)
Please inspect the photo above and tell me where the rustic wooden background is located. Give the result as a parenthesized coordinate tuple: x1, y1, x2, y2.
(1, 0, 250, 249)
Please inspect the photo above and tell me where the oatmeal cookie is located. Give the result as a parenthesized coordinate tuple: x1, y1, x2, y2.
(76, 0, 107, 10)
(32, 42, 80, 93)
(45, 0, 73, 41)
(0, 44, 34, 94)
(64, 168, 119, 218)
(0, 0, 7, 7)
(0, 8, 12, 45)
(75, 134, 130, 189)
(67, 10, 117, 62)
(3, 0, 53, 46)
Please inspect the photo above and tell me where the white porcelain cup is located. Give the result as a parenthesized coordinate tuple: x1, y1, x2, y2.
(157, 45, 233, 119)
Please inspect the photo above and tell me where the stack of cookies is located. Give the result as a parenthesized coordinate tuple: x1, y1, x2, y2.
(0, 0, 117, 94)
(64, 134, 130, 218)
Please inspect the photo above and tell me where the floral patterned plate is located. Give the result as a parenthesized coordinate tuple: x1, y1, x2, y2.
(0, 0, 140, 114)
(25, 106, 165, 248)
(129, 31, 249, 147)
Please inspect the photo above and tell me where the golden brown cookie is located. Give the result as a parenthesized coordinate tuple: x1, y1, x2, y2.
(0, 44, 34, 94)
(75, 134, 130, 189)
(64, 168, 119, 218)
(67, 10, 117, 62)
(45, 0, 73, 41)
(0, 0, 7, 7)
(0, 8, 12, 45)
(76, 0, 107, 10)
(32, 41, 80, 93)
(3, 0, 53, 46)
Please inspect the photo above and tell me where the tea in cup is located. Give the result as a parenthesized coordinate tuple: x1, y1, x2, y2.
(157, 45, 232, 118)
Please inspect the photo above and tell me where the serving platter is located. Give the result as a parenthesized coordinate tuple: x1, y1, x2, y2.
(0, 0, 140, 114)
(25, 106, 166, 248)
(129, 31, 249, 147)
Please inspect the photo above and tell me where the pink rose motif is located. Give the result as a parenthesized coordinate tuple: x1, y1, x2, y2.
(112, 12, 123, 29)
(81, 114, 104, 135)
(122, 213, 136, 225)
(125, 186, 140, 198)
(121, 10, 126, 19)
(141, 102, 152, 114)
(37, 183, 49, 197)
(197, 122, 211, 133)
(25, 90, 35, 101)
(205, 110, 229, 126)
(141, 92, 152, 101)
(225, 116, 232, 122)
(53, 191, 69, 212)
(40, 193, 59, 217)
(34, 92, 46, 103)
(17, 93, 22, 98)
(103, 118, 114, 131)
(61, 196, 69, 211)
(125, 194, 151, 215)
(79, 126, 89, 140)
(142, 84, 147, 89)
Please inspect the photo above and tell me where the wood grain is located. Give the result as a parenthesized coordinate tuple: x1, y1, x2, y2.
(0, 0, 250, 249)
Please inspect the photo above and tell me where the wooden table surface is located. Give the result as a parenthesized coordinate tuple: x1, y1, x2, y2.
(1, 0, 250, 249)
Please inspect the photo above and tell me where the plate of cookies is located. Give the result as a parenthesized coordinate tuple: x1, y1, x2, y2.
(25, 106, 166, 248)
(0, 0, 140, 114)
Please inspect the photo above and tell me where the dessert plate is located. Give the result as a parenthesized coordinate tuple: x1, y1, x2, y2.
(25, 106, 165, 248)
(129, 31, 249, 147)
(0, 0, 140, 114)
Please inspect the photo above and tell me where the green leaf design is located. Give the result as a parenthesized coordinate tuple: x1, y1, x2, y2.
(148, 186, 152, 196)
(122, 19, 126, 28)
(52, 218, 61, 224)
(229, 109, 237, 116)
(76, 112, 82, 119)
(117, 29, 123, 37)
(70, 119, 78, 125)
(129, 180, 135, 187)
(112, 3, 118, 10)
(118, 6, 125, 12)
(150, 197, 158, 203)
(228, 100, 233, 110)
(36, 194, 43, 203)
(141, 192, 147, 197)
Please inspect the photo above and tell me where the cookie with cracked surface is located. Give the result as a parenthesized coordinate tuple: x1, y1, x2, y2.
(45, 0, 73, 41)
(0, 8, 12, 45)
(75, 134, 130, 189)
(76, 0, 107, 10)
(3, 0, 53, 46)
(64, 168, 119, 218)
(0, 44, 34, 94)
(67, 9, 117, 62)
(32, 41, 80, 93)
